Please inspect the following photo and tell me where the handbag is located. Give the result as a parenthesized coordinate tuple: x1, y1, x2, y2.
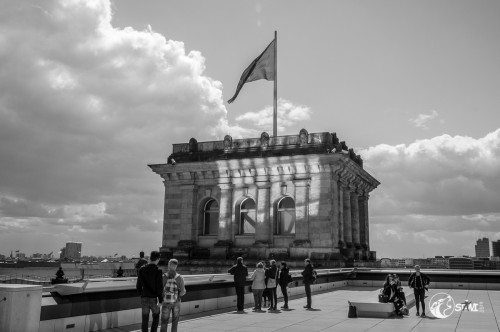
(348, 301, 357, 318)
(378, 289, 389, 303)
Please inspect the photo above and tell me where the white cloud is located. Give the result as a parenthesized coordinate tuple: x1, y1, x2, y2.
(409, 110, 439, 129)
(362, 128, 500, 257)
(234, 98, 312, 137)
(0, 0, 227, 255)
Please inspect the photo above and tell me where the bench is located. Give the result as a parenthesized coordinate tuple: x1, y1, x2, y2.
(349, 287, 417, 318)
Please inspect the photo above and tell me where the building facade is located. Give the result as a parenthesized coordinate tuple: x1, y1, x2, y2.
(64, 242, 82, 260)
(475, 238, 490, 258)
(150, 130, 380, 261)
(449, 257, 473, 270)
(492, 240, 500, 257)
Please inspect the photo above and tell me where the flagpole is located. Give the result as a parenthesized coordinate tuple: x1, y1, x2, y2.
(273, 30, 277, 137)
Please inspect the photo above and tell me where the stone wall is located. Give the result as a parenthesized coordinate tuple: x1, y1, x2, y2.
(151, 151, 379, 262)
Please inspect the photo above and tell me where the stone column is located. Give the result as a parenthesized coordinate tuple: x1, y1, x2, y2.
(217, 183, 233, 242)
(162, 180, 182, 248)
(255, 179, 271, 244)
(294, 179, 310, 241)
(342, 183, 352, 248)
(331, 175, 340, 248)
(359, 194, 370, 250)
(337, 180, 344, 247)
(350, 189, 360, 248)
(179, 184, 198, 242)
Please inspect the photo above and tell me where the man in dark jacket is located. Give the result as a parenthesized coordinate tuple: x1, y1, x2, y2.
(408, 265, 431, 317)
(278, 261, 291, 309)
(136, 251, 163, 332)
(301, 258, 314, 309)
(228, 256, 248, 312)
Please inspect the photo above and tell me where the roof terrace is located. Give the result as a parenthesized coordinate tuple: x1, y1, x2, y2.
(107, 287, 500, 332)
(2, 269, 499, 332)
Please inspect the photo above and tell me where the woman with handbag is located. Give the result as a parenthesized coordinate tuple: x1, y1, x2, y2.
(265, 260, 279, 310)
(250, 262, 266, 311)
(278, 261, 291, 309)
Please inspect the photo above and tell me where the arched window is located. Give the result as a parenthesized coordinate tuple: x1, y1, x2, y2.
(276, 197, 295, 235)
(203, 199, 219, 235)
(240, 198, 256, 234)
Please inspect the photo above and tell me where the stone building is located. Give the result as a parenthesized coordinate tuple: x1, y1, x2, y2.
(149, 129, 379, 262)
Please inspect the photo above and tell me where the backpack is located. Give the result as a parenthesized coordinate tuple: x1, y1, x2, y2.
(311, 270, 318, 284)
(163, 273, 180, 304)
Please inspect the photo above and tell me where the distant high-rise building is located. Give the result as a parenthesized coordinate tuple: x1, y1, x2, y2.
(65, 242, 82, 260)
(59, 247, 66, 259)
(492, 240, 500, 257)
(475, 238, 490, 258)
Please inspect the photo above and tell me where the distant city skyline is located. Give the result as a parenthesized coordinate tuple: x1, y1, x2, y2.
(1, 0, 500, 258)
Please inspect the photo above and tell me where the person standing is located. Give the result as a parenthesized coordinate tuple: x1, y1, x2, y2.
(278, 261, 291, 309)
(136, 251, 148, 273)
(265, 260, 279, 310)
(301, 258, 314, 309)
(228, 256, 248, 312)
(116, 266, 124, 277)
(136, 251, 163, 332)
(408, 265, 431, 317)
(160, 259, 186, 332)
(250, 262, 266, 311)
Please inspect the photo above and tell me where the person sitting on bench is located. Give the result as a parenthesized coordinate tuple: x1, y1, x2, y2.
(383, 274, 408, 316)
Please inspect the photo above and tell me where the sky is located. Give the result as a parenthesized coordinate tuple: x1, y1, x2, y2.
(1, 0, 500, 259)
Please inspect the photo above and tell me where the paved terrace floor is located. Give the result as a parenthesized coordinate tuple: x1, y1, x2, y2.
(105, 287, 500, 332)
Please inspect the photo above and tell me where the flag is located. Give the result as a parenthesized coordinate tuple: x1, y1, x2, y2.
(228, 38, 275, 104)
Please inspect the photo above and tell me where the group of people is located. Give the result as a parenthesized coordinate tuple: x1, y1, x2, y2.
(228, 257, 317, 312)
(136, 252, 318, 332)
(382, 264, 431, 317)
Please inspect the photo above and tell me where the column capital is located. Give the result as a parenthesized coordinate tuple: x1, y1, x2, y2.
(358, 193, 369, 200)
(218, 183, 234, 191)
(255, 175, 270, 183)
(293, 178, 310, 187)
(179, 184, 198, 191)
(338, 178, 349, 188)
(255, 181, 271, 189)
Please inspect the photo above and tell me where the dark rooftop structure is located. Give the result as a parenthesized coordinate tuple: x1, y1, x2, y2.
(166, 129, 364, 167)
